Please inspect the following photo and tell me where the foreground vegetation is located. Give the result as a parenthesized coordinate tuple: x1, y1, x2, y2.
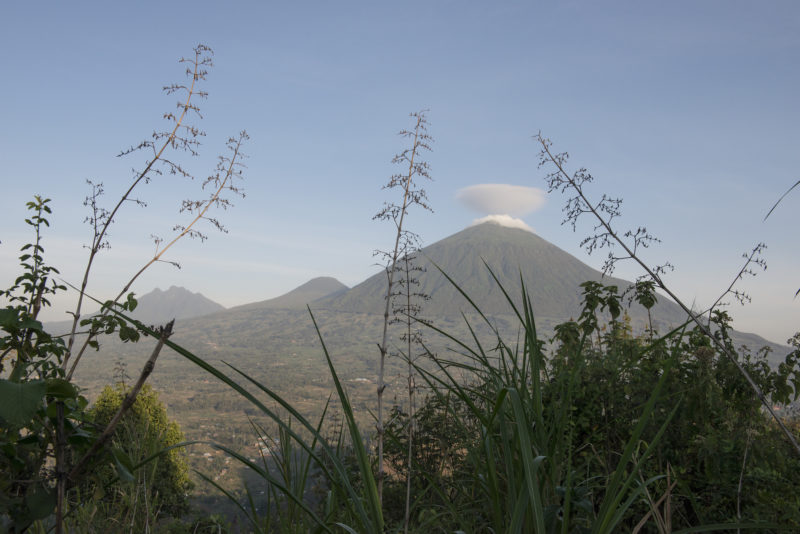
(3, 205, 800, 531)
(2, 45, 800, 533)
(172, 277, 800, 533)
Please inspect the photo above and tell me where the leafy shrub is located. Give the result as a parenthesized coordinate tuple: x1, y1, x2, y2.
(88, 383, 193, 521)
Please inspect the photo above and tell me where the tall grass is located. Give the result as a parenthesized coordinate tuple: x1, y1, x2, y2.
(395, 265, 679, 532)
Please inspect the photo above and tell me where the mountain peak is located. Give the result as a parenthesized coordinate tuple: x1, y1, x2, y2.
(231, 277, 349, 312)
(133, 286, 225, 323)
(470, 214, 534, 233)
(316, 222, 687, 333)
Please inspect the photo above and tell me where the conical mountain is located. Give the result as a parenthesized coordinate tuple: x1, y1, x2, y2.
(314, 221, 686, 332)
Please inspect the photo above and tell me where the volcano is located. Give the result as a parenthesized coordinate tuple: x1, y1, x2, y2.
(314, 221, 687, 333)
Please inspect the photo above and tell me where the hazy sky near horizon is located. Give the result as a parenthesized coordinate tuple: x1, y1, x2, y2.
(1, 1, 798, 344)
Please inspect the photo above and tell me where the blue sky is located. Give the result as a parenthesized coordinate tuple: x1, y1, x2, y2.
(1, 1, 798, 344)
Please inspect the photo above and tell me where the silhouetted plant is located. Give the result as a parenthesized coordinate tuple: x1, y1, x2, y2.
(1, 198, 73, 532)
(764, 179, 800, 222)
(388, 243, 430, 533)
(65, 45, 248, 381)
(373, 110, 433, 504)
(764, 178, 800, 297)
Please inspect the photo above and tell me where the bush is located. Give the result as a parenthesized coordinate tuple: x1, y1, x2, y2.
(87, 383, 193, 525)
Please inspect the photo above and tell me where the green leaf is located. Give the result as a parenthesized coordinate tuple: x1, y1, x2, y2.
(46, 378, 79, 399)
(507, 388, 547, 532)
(0, 307, 45, 332)
(674, 523, 779, 533)
(125, 292, 138, 312)
(18, 317, 43, 331)
(0, 308, 20, 330)
(68, 431, 93, 447)
(45, 401, 59, 418)
(112, 448, 135, 482)
(0, 379, 47, 426)
(24, 485, 56, 520)
(17, 434, 40, 446)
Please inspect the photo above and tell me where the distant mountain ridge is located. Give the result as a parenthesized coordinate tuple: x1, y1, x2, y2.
(231, 277, 347, 312)
(64, 222, 793, 514)
(131, 286, 225, 324)
(67, 222, 788, 373)
(44, 286, 227, 334)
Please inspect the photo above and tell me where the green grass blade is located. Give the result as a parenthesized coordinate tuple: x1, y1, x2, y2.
(194, 469, 265, 534)
(74, 292, 373, 531)
(308, 307, 383, 534)
(506, 388, 547, 532)
(204, 441, 333, 533)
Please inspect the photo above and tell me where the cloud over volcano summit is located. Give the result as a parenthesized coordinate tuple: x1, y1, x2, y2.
(456, 184, 545, 216)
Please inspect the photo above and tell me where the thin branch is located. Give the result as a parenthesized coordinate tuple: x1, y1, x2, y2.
(736, 433, 752, 534)
(66, 131, 248, 379)
(64, 45, 211, 372)
(706, 243, 766, 322)
(764, 179, 799, 220)
(375, 110, 433, 505)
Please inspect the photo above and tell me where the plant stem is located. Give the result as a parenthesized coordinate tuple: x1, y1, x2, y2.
(403, 254, 415, 534)
(65, 132, 246, 380)
(377, 113, 425, 504)
(55, 402, 65, 534)
(64, 46, 206, 374)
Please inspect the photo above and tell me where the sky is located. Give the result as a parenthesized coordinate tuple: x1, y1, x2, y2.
(1, 1, 798, 344)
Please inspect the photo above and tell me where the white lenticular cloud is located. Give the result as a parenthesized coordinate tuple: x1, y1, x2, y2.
(470, 214, 535, 233)
(456, 184, 545, 216)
